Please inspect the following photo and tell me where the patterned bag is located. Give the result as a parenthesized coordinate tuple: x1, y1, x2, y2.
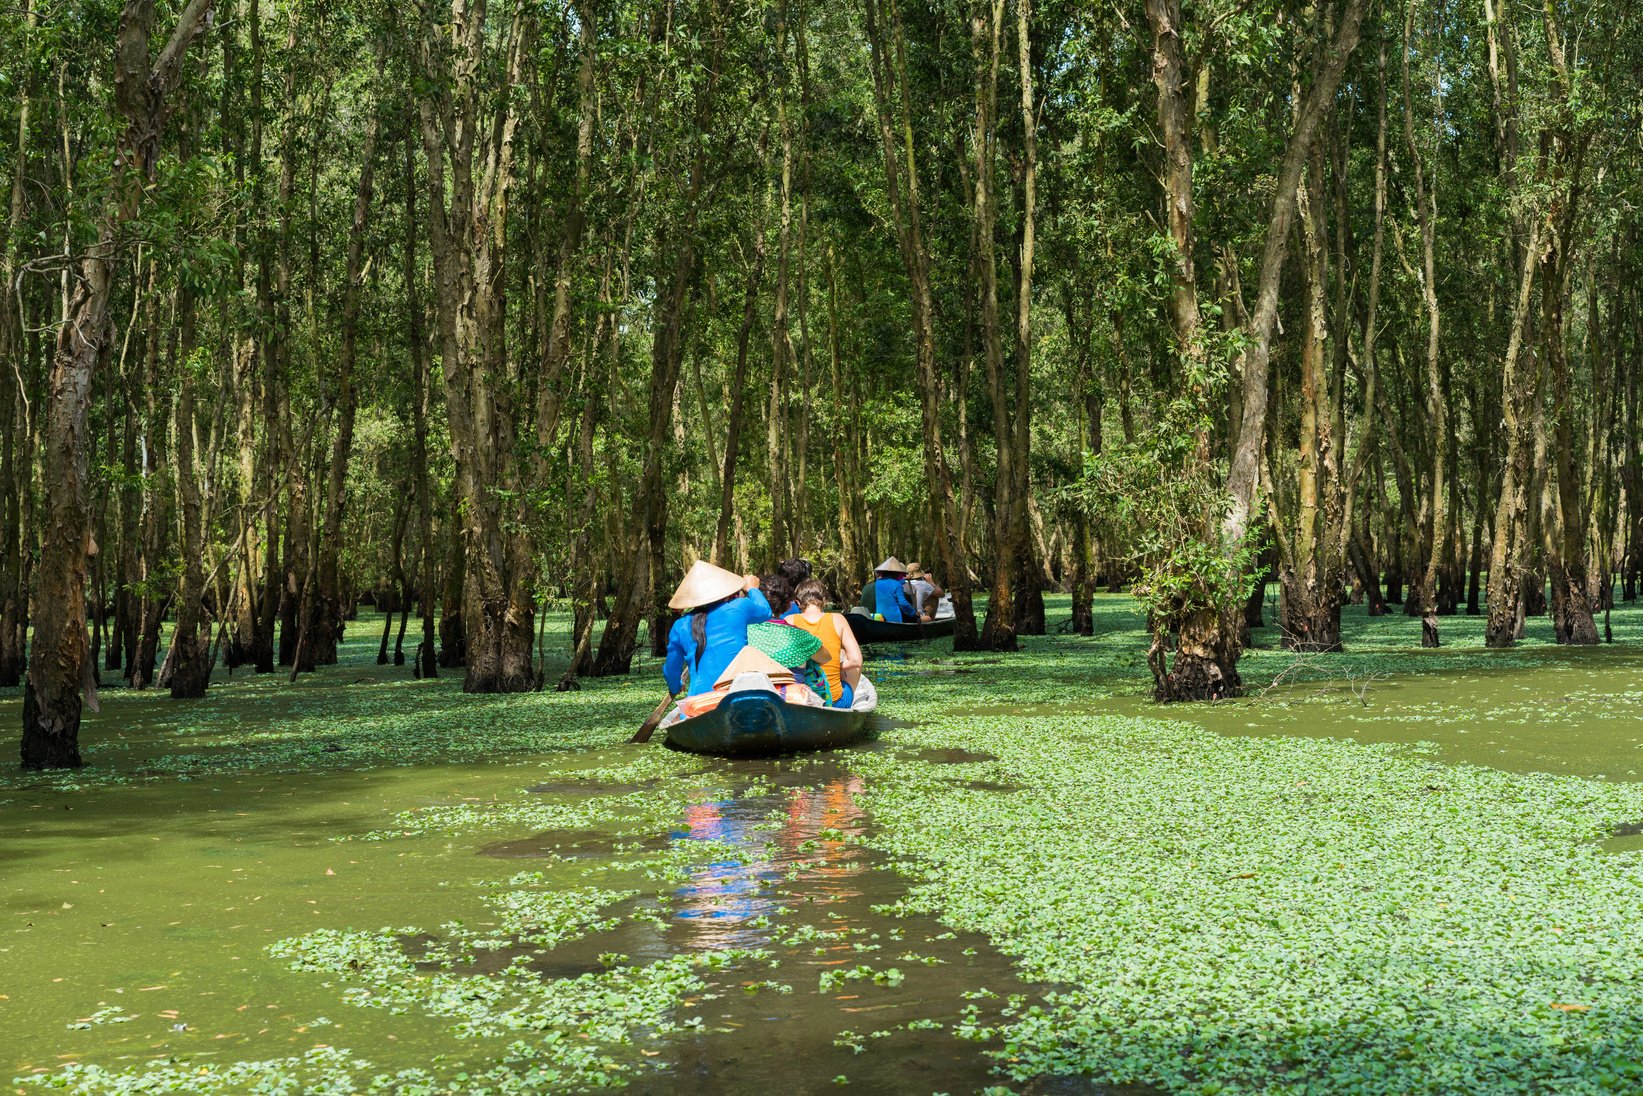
(747, 620, 823, 668)
(798, 660, 832, 704)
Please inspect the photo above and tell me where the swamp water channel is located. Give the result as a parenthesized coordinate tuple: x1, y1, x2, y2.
(5, 596, 1643, 1093)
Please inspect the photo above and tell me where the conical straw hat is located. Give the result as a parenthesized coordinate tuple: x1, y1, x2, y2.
(874, 556, 907, 574)
(714, 645, 796, 688)
(670, 560, 744, 610)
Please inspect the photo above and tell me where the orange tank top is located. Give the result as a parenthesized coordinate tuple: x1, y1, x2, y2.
(784, 611, 845, 701)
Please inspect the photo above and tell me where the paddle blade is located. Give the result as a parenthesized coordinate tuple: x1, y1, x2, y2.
(630, 693, 676, 744)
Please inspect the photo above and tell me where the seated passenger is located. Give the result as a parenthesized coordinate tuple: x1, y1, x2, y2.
(905, 562, 945, 622)
(871, 556, 919, 623)
(786, 579, 864, 709)
(663, 561, 769, 697)
(776, 558, 812, 613)
(758, 573, 795, 623)
(747, 570, 833, 698)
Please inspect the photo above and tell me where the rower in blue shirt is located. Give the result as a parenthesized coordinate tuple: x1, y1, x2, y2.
(664, 561, 770, 697)
(871, 556, 919, 624)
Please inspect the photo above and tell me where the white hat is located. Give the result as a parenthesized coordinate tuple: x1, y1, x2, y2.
(874, 556, 907, 574)
(669, 560, 744, 610)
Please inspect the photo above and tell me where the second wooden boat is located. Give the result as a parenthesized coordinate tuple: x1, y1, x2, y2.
(843, 612, 956, 644)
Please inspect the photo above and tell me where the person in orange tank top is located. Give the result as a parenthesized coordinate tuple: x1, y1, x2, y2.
(784, 579, 863, 708)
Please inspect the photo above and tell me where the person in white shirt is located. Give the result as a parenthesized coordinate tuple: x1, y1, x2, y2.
(905, 562, 944, 622)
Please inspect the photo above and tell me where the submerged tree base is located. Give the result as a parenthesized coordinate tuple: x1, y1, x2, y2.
(169, 620, 214, 699)
(1150, 610, 1243, 702)
(1153, 650, 1243, 702)
(20, 685, 83, 770)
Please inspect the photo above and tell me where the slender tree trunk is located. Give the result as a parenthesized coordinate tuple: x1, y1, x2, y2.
(23, 0, 214, 768)
(558, 327, 604, 691)
(311, 50, 384, 666)
(1143, 0, 1243, 697)
(130, 283, 172, 690)
(170, 291, 211, 698)
(972, 0, 1018, 652)
(1401, 0, 1446, 647)
(1008, 0, 1043, 636)
(713, 130, 771, 564)
(861, 0, 979, 648)
(1485, 224, 1545, 647)
(401, 131, 439, 680)
(1225, 0, 1371, 541)
(1276, 153, 1345, 653)
(0, 0, 37, 689)
(767, 2, 798, 559)
(416, 0, 539, 692)
(1064, 288, 1099, 636)
(594, 6, 722, 675)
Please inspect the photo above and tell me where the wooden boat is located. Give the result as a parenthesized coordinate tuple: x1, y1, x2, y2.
(665, 688, 870, 757)
(844, 612, 956, 644)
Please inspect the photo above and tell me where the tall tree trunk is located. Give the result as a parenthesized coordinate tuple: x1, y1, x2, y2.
(112, 387, 141, 674)
(973, 0, 1018, 652)
(170, 291, 211, 698)
(1485, 224, 1545, 647)
(22, 0, 214, 768)
(1224, 0, 1371, 542)
(248, 0, 279, 676)
(1276, 154, 1345, 653)
(1143, 0, 1242, 697)
(416, 0, 539, 692)
(130, 281, 172, 690)
(1009, 0, 1042, 636)
(594, 8, 722, 676)
(861, 0, 979, 648)
(1402, 0, 1446, 647)
(271, 4, 306, 670)
(767, 1, 797, 560)
(713, 130, 771, 565)
(1066, 287, 1101, 637)
(557, 329, 604, 691)
(403, 131, 439, 680)
(310, 50, 384, 666)
(1536, 0, 1597, 646)
(0, 0, 37, 689)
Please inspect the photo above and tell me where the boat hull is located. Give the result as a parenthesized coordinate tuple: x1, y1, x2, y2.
(664, 689, 869, 757)
(843, 613, 955, 644)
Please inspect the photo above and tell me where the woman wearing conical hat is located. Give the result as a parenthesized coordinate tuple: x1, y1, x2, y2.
(663, 561, 770, 697)
(870, 556, 918, 624)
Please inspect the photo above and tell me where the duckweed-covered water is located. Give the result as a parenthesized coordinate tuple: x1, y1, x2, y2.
(5, 596, 1643, 1093)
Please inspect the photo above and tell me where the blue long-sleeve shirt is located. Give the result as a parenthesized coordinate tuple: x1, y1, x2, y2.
(873, 576, 918, 623)
(664, 589, 772, 696)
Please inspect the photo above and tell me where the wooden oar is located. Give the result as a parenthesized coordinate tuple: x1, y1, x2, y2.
(630, 691, 678, 744)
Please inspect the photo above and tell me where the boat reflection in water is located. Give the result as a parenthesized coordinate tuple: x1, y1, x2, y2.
(670, 775, 867, 949)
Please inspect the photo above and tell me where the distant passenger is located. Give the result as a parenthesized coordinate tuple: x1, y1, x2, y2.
(871, 557, 918, 624)
(905, 562, 945, 622)
(787, 579, 863, 708)
(663, 561, 769, 697)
